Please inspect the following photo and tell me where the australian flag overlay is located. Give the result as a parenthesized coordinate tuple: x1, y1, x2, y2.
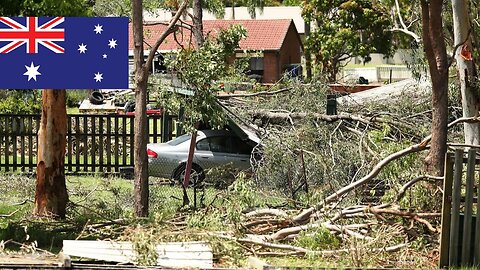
(0, 17, 128, 89)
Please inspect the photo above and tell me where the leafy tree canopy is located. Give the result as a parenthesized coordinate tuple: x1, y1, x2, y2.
(92, 0, 163, 16)
(162, 25, 247, 130)
(0, 90, 41, 114)
(0, 0, 92, 16)
(303, 0, 393, 82)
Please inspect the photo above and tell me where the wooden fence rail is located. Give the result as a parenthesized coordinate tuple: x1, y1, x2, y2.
(0, 113, 178, 174)
(440, 148, 480, 267)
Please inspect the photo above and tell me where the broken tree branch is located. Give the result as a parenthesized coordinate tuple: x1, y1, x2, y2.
(253, 110, 373, 126)
(290, 116, 480, 223)
(245, 208, 289, 218)
(0, 209, 19, 218)
(214, 233, 407, 256)
(217, 88, 292, 99)
(305, 141, 429, 220)
(368, 208, 438, 233)
(391, 0, 421, 43)
(395, 175, 443, 202)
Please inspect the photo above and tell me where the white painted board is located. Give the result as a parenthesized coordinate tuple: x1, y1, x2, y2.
(63, 240, 213, 268)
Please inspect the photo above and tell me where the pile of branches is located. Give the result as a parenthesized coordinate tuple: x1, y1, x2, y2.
(214, 79, 472, 266)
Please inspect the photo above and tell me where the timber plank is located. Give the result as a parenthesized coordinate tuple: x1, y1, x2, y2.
(63, 240, 213, 268)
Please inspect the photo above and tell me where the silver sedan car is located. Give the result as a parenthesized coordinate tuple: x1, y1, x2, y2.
(147, 129, 255, 182)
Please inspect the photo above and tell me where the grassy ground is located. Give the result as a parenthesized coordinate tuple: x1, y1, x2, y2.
(0, 173, 434, 269)
(0, 174, 232, 254)
(0, 174, 221, 221)
(66, 107, 80, 114)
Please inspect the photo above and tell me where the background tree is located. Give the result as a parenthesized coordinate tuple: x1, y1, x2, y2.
(451, 0, 479, 145)
(1, 0, 92, 217)
(164, 25, 247, 130)
(131, 0, 188, 217)
(0, 90, 41, 114)
(93, 0, 161, 16)
(302, 0, 393, 82)
(421, 0, 449, 175)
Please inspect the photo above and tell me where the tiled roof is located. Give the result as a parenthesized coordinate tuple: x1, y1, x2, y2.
(128, 19, 296, 52)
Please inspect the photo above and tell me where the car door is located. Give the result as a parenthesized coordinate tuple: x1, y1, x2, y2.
(194, 133, 253, 170)
(227, 136, 253, 169)
(194, 135, 231, 169)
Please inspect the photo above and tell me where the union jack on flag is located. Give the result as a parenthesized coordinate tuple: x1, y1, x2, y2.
(0, 17, 128, 89)
(0, 17, 65, 54)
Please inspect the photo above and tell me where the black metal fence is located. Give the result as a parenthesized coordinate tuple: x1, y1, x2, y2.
(0, 113, 179, 174)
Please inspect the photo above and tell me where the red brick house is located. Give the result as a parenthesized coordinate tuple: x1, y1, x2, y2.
(128, 19, 303, 83)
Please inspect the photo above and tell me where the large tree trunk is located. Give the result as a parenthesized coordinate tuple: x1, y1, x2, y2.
(452, 0, 479, 145)
(130, 0, 189, 217)
(34, 90, 68, 218)
(192, 0, 204, 47)
(132, 0, 149, 217)
(421, 0, 449, 176)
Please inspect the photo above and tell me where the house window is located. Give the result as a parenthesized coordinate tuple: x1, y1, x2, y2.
(249, 57, 264, 71)
(248, 57, 264, 82)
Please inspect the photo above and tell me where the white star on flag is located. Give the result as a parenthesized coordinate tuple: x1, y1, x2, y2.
(94, 72, 103, 82)
(78, 43, 87, 53)
(102, 54, 107, 59)
(108, 39, 117, 49)
(94, 24, 103, 34)
(23, 62, 41, 81)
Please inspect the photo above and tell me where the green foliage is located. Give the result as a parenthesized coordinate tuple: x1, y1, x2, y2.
(227, 172, 263, 209)
(186, 208, 225, 229)
(122, 225, 159, 266)
(295, 225, 340, 250)
(205, 163, 240, 189)
(162, 25, 247, 130)
(92, 0, 164, 16)
(3, 0, 92, 16)
(281, 0, 301, 6)
(0, 0, 23, 16)
(67, 176, 134, 220)
(303, 0, 393, 81)
(66, 90, 88, 108)
(0, 92, 41, 114)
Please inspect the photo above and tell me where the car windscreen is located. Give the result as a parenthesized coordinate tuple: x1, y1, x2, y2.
(167, 134, 191, 146)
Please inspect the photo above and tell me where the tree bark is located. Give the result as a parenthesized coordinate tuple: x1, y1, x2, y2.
(421, 0, 449, 176)
(132, 0, 149, 217)
(304, 21, 312, 80)
(452, 0, 479, 145)
(192, 0, 204, 47)
(131, 0, 189, 217)
(34, 90, 68, 218)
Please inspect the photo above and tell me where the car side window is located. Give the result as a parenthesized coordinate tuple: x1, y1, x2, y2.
(196, 138, 210, 151)
(229, 136, 253, 155)
(208, 136, 229, 153)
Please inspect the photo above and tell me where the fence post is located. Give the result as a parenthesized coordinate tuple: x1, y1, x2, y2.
(461, 149, 476, 266)
(161, 112, 169, 142)
(439, 152, 454, 268)
(449, 149, 464, 266)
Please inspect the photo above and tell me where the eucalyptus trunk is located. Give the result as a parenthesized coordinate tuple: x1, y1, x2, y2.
(132, 0, 149, 217)
(421, 0, 449, 176)
(130, 0, 189, 217)
(34, 90, 68, 218)
(192, 0, 204, 47)
(452, 0, 479, 145)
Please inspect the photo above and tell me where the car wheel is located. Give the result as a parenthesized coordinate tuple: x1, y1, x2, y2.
(173, 163, 205, 187)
